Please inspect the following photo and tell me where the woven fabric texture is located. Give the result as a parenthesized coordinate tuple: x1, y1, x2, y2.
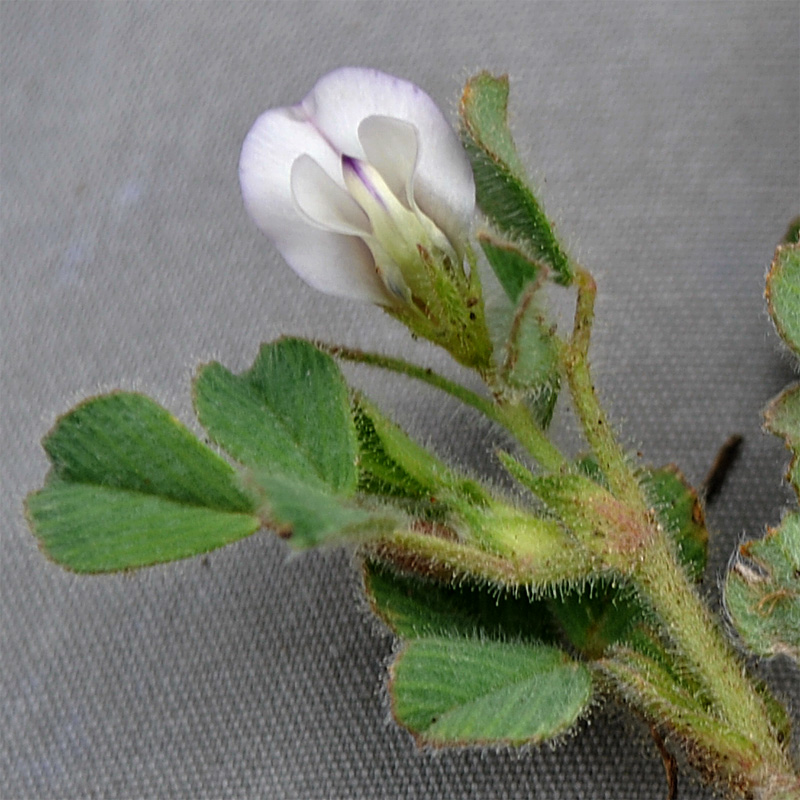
(3, 3, 798, 798)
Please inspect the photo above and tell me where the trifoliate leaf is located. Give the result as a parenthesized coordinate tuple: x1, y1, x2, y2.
(26, 392, 260, 572)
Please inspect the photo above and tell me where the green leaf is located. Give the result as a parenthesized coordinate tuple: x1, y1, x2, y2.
(42, 392, 255, 512)
(478, 231, 545, 303)
(601, 633, 791, 783)
(765, 384, 800, 498)
(257, 473, 394, 547)
(505, 311, 558, 391)
(193, 341, 409, 549)
(353, 396, 492, 515)
(500, 284, 561, 429)
(194, 338, 357, 493)
(354, 402, 429, 500)
(391, 637, 591, 746)
(26, 483, 259, 572)
(725, 513, 800, 663)
(26, 392, 260, 572)
(365, 562, 555, 642)
(782, 216, 800, 245)
(642, 466, 708, 580)
(459, 73, 572, 285)
(766, 243, 800, 356)
(353, 397, 449, 501)
(365, 563, 591, 746)
(547, 581, 642, 660)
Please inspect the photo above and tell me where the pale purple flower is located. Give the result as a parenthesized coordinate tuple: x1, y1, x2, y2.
(239, 67, 475, 306)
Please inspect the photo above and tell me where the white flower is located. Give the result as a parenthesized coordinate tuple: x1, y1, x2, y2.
(239, 67, 476, 306)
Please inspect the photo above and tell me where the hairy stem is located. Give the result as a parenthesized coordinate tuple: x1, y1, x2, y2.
(492, 399, 567, 473)
(369, 526, 599, 594)
(562, 267, 648, 513)
(561, 267, 796, 796)
(635, 532, 796, 796)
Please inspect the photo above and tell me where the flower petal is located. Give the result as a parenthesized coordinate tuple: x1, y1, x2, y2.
(278, 227, 388, 303)
(302, 67, 475, 246)
(358, 116, 418, 208)
(359, 116, 457, 259)
(239, 106, 390, 304)
(291, 155, 370, 236)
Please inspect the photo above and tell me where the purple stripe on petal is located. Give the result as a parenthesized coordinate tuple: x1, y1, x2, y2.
(342, 155, 387, 208)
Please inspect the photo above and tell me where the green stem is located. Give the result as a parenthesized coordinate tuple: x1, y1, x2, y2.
(492, 400, 567, 473)
(369, 525, 598, 594)
(562, 266, 647, 513)
(635, 532, 796, 795)
(318, 342, 495, 414)
(562, 267, 797, 796)
(319, 342, 567, 472)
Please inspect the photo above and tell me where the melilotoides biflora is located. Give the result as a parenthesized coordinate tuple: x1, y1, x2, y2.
(26, 70, 800, 799)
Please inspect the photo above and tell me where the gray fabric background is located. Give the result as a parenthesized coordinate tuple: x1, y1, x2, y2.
(2, 2, 798, 798)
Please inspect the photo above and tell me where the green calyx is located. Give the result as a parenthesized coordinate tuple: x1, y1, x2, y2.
(386, 242, 494, 373)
